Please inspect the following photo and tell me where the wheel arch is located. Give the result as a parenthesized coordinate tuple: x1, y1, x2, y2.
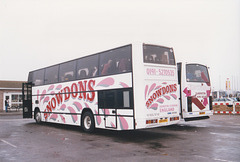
(81, 108, 95, 125)
(34, 107, 40, 119)
(81, 108, 96, 133)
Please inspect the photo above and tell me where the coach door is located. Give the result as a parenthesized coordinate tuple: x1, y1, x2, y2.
(22, 83, 32, 118)
(104, 109, 117, 129)
(177, 63, 183, 118)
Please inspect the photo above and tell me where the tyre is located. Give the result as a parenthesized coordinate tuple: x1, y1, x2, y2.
(81, 111, 95, 133)
(35, 110, 41, 124)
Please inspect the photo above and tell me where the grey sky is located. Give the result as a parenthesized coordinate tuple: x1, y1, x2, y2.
(0, 0, 240, 91)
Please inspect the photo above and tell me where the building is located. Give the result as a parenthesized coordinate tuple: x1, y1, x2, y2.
(0, 80, 26, 112)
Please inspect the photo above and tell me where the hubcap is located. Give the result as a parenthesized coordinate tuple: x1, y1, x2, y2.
(36, 112, 41, 122)
(84, 116, 91, 129)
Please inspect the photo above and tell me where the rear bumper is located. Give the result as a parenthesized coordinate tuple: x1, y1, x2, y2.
(182, 110, 213, 119)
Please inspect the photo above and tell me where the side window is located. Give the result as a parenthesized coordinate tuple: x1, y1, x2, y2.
(122, 91, 131, 107)
(32, 69, 45, 86)
(28, 72, 33, 83)
(98, 89, 133, 108)
(77, 55, 99, 80)
(44, 65, 59, 84)
(59, 60, 76, 82)
(99, 45, 132, 76)
(99, 90, 115, 108)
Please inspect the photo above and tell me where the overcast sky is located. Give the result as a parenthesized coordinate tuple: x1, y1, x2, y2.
(0, 0, 240, 91)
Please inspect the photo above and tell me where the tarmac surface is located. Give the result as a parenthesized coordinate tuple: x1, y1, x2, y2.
(0, 113, 240, 162)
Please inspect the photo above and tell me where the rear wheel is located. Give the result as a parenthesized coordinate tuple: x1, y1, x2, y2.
(35, 110, 41, 124)
(81, 111, 95, 133)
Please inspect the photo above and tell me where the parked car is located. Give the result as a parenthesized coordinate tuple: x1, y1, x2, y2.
(213, 98, 233, 107)
(231, 97, 238, 102)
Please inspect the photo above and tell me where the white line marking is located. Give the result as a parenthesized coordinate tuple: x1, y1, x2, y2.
(0, 119, 33, 122)
(214, 158, 232, 162)
(0, 139, 17, 148)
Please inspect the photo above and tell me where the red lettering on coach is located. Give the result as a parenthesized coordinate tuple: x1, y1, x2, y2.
(146, 84, 177, 108)
(44, 79, 96, 120)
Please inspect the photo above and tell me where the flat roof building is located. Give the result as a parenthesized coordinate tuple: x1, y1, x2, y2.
(0, 80, 26, 112)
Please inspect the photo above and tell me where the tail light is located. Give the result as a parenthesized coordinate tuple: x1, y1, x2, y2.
(146, 119, 158, 124)
(170, 116, 179, 121)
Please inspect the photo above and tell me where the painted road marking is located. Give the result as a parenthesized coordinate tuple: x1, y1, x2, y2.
(0, 139, 17, 148)
(0, 119, 32, 122)
(214, 158, 233, 162)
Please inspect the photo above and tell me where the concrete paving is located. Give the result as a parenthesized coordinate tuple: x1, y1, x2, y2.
(0, 114, 239, 162)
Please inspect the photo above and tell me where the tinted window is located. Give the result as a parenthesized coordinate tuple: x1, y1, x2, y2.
(177, 63, 182, 84)
(186, 64, 210, 83)
(59, 60, 76, 82)
(77, 55, 99, 80)
(31, 69, 45, 86)
(28, 72, 33, 83)
(98, 89, 133, 108)
(99, 45, 132, 76)
(143, 44, 175, 65)
(44, 65, 59, 84)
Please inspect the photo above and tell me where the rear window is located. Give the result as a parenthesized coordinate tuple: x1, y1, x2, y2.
(143, 44, 175, 65)
(186, 64, 210, 83)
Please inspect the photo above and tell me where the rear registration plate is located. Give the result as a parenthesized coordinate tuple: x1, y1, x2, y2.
(159, 119, 168, 123)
